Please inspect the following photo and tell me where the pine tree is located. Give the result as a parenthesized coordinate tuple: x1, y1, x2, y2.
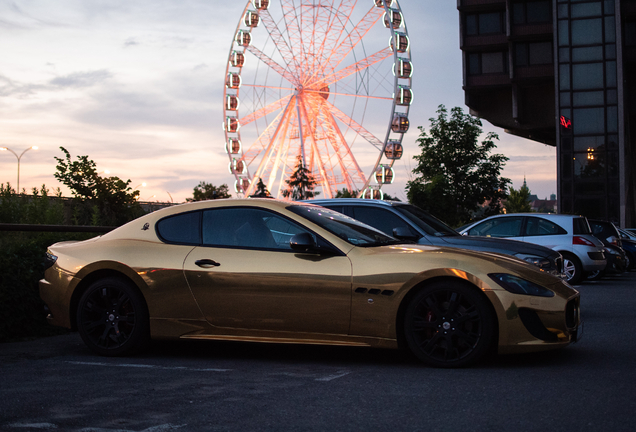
(282, 156, 319, 200)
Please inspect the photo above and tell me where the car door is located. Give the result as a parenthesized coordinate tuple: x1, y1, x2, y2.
(183, 207, 353, 335)
(521, 216, 570, 249)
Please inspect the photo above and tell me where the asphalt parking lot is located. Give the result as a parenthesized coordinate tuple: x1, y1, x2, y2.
(1, 272, 635, 432)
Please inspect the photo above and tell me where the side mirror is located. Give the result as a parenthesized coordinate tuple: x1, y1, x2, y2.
(290, 232, 318, 253)
(392, 227, 419, 241)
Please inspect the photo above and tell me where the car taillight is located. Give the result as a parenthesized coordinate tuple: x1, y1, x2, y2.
(606, 236, 620, 246)
(573, 236, 595, 246)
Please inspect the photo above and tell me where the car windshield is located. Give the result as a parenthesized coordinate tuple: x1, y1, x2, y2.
(394, 205, 458, 237)
(287, 205, 403, 247)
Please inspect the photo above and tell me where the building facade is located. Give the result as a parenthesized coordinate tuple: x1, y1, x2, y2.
(457, 0, 635, 226)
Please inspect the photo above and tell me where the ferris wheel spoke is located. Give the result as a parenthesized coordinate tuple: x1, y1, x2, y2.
(320, 109, 367, 189)
(302, 0, 356, 87)
(296, 98, 334, 198)
(316, 47, 394, 89)
(326, 100, 385, 150)
(303, 95, 366, 192)
(322, 5, 384, 76)
(239, 95, 292, 126)
(259, 9, 300, 76)
(307, 89, 392, 101)
(245, 100, 297, 196)
(245, 45, 296, 85)
(280, 0, 305, 83)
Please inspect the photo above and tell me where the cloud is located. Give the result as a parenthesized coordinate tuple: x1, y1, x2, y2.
(123, 37, 139, 47)
(49, 70, 113, 89)
(0, 74, 42, 97)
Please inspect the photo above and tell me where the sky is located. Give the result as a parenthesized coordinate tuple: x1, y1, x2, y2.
(0, 0, 557, 203)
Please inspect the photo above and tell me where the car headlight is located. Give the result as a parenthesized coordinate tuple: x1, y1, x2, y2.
(43, 251, 58, 270)
(514, 253, 551, 270)
(489, 273, 555, 297)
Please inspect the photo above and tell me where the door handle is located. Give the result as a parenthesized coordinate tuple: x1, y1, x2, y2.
(195, 259, 221, 268)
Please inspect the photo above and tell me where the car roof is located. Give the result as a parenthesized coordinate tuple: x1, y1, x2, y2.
(309, 198, 405, 207)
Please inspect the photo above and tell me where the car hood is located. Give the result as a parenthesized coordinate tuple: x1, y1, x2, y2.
(436, 235, 560, 259)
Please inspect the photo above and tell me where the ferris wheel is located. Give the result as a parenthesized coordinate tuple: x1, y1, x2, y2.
(223, 0, 412, 199)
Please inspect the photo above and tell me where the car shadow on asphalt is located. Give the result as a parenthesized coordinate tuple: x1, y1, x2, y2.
(139, 337, 586, 370)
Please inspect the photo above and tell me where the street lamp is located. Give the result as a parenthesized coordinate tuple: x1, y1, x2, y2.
(0, 146, 38, 192)
(133, 183, 147, 200)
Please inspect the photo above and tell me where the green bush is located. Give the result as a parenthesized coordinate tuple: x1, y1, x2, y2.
(0, 183, 135, 342)
(0, 231, 96, 342)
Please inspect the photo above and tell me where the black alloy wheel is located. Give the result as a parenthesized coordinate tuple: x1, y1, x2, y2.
(404, 282, 495, 368)
(77, 278, 150, 356)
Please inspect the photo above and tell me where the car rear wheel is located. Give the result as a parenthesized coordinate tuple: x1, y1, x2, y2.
(403, 282, 495, 368)
(586, 269, 605, 281)
(77, 277, 150, 356)
(562, 253, 583, 285)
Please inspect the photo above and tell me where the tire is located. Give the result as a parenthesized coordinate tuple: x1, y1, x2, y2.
(586, 269, 605, 281)
(626, 252, 635, 270)
(77, 277, 150, 356)
(562, 253, 583, 285)
(403, 282, 496, 368)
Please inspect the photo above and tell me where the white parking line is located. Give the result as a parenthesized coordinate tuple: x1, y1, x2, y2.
(315, 371, 351, 381)
(7, 423, 187, 431)
(65, 361, 231, 372)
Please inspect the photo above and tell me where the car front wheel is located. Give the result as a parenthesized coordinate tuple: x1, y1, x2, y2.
(77, 277, 150, 356)
(403, 282, 495, 368)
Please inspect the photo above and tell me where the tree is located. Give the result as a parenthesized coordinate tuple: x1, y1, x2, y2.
(54, 147, 143, 226)
(505, 183, 532, 213)
(335, 188, 358, 198)
(406, 105, 510, 227)
(282, 156, 319, 200)
(187, 182, 231, 202)
(249, 178, 272, 198)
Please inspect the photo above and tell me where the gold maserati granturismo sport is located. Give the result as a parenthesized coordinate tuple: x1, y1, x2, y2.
(40, 199, 581, 367)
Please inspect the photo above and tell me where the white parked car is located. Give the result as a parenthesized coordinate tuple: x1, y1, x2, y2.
(460, 214, 606, 285)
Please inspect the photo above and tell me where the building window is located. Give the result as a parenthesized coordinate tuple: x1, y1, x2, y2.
(571, 18, 603, 45)
(468, 52, 508, 75)
(572, 63, 603, 90)
(573, 107, 605, 134)
(573, 91, 604, 107)
(571, 2, 602, 19)
(515, 41, 553, 66)
(465, 12, 504, 36)
(572, 46, 603, 62)
(512, 1, 552, 24)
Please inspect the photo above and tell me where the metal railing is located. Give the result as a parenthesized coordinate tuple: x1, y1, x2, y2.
(0, 223, 116, 233)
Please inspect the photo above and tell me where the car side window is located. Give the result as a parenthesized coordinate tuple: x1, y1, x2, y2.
(524, 217, 567, 236)
(468, 217, 523, 237)
(156, 211, 201, 245)
(202, 208, 308, 250)
(351, 207, 418, 237)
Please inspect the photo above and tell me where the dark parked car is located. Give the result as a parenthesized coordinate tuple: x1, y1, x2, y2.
(310, 199, 564, 279)
(587, 219, 627, 279)
(615, 227, 636, 270)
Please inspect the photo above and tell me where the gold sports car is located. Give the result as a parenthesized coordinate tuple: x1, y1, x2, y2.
(40, 199, 581, 367)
